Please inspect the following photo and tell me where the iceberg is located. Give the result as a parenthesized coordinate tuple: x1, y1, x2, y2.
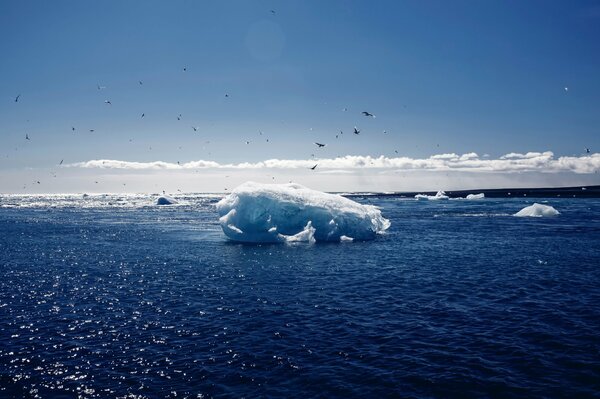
(514, 203, 560, 217)
(466, 193, 485, 200)
(157, 196, 178, 205)
(415, 190, 449, 200)
(216, 182, 390, 243)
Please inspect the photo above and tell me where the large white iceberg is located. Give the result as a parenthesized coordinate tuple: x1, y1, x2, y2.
(216, 182, 390, 243)
(415, 190, 449, 200)
(514, 203, 560, 217)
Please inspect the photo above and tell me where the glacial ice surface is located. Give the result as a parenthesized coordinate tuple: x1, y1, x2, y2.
(216, 182, 390, 243)
(514, 203, 560, 217)
(415, 190, 449, 200)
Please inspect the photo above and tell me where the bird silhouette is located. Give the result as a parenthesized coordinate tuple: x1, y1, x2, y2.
(362, 111, 375, 117)
(353, 127, 360, 135)
(315, 142, 326, 147)
(15, 94, 20, 103)
(310, 164, 318, 170)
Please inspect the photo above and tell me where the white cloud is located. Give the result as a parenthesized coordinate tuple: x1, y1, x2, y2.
(70, 151, 600, 174)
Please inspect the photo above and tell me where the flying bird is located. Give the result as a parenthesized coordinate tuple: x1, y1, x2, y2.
(310, 164, 318, 170)
(183, 67, 187, 72)
(141, 113, 145, 118)
(192, 126, 198, 132)
(177, 114, 182, 120)
(89, 129, 95, 132)
(270, 10, 276, 14)
(353, 127, 360, 135)
(586, 148, 591, 153)
(362, 111, 375, 117)
(139, 81, 143, 85)
(72, 127, 75, 131)
(15, 94, 20, 103)
(104, 100, 112, 105)
(59, 160, 63, 165)
(97, 84, 106, 90)
(315, 142, 326, 148)
(564, 87, 569, 92)
(25, 134, 30, 140)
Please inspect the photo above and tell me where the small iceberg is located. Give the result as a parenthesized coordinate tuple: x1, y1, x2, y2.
(514, 203, 560, 217)
(216, 182, 390, 243)
(415, 190, 449, 201)
(157, 196, 178, 205)
(466, 193, 485, 200)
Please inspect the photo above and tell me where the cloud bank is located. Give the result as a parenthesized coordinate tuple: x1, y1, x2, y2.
(70, 151, 600, 174)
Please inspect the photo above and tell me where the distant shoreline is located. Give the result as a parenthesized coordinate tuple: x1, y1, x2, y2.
(343, 185, 600, 198)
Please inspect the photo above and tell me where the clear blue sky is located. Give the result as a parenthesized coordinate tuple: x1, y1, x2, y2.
(0, 0, 599, 192)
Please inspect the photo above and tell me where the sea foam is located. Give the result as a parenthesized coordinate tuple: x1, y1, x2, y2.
(216, 182, 390, 243)
(514, 203, 560, 217)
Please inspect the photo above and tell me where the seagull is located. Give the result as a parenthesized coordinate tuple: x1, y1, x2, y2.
(315, 142, 326, 148)
(343, 107, 347, 112)
(353, 127, 360, 135)
(310, 164, 318, 170)
(104, 100, 112, 105)
(59, 159, 63, 165)
(225, 94, 229, 97)
(394, 150, 398, 154)
(586, 148, 591, 153)
(97, 84, 106, 90)
(564, 87, 569, 92)
(72, 127, 75, 132)
(141, 113, 145, 118)
(177, 114, 182, 120)
(89, 129, 95, 132)
(362, 111, 375, 118)
(25, 134, 30, 140)
(245, 141, 251, 144)
(192, 126, 198, 132)
(183, 67, 187, 72)
(383, 130, 387, 134)
(270, 9, 276, 14)
(15, 94, 20, 103)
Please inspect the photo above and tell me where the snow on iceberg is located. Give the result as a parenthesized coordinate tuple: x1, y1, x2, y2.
(514, 203, 560, 217)
(466, 193, 485, 200)
(157, 196, 178, 205)
(216, 182, 390, 243)
(415, 190, 449, 200)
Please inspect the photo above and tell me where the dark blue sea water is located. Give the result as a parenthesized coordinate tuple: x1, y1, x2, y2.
(1, 194, 599, 398)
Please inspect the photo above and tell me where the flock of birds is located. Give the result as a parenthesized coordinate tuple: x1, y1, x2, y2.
(10, 63, 391, 191)
(10, 43, 590, 192)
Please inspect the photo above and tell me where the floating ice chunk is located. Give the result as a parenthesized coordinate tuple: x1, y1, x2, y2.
(340, 235, 354, 242)
(514, 203, 560, 217)
(281, 222, 316, 243)
(157, 196, 178, 205)
(466, 193, 485, 200)
(415, 190, 449, 200)
(216, 182, 390, 243)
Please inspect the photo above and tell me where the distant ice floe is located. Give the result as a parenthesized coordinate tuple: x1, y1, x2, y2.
(466, 193, 485, 200)
(157, 196, 178, 205)
(415, 190, 449, 200)
(216, 182, 390, 243)
(514, 203, 560, 217)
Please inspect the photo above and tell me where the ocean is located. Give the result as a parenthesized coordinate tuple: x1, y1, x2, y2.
(1, 193, 599, 398)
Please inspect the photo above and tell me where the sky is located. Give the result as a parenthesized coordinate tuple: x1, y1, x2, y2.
(0, 0, 599, 193)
